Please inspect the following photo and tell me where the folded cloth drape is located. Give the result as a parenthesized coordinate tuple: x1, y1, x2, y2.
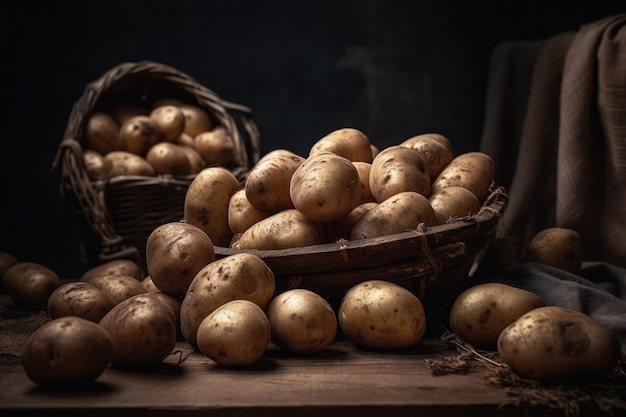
(480, 14, 626, 268)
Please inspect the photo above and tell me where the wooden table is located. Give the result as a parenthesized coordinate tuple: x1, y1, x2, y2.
(1, 296, 624, 417)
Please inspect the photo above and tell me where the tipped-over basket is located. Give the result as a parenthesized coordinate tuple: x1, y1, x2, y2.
(215, 186, 508, 322)
(53, 61, 261, 273)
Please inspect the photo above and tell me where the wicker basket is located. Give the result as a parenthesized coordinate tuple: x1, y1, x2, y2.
(53, 61, 261, 273)
(214, 186, 508, 320)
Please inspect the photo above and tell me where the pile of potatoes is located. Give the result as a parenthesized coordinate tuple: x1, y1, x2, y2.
(80, 98, 236, 179)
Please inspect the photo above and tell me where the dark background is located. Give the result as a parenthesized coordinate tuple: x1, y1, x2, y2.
(1, 1, 625, 279)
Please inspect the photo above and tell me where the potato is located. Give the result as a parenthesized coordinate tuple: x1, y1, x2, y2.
(196, 299, 271, 367)
(245, 152, 305, 212)
(151, 291, 182, 335)
(290, 152, 360, 223)
(352, 161, 376, 205)
(3, 262, 61, 308)
(184, 167, 240, 247)
(81, 259, 142, 282)
(228, 187, 273, 235)
(497, 306, 621, 381)
(146, 222, 215, 296)
(431, 151, 494, 203)
(524, 227, 583, 275)
(119, 115, 161, 155)
(428, 186, 481, 225)
(47, 281, 116, 323)
(324, 201, 378, 243)
(104, 151, 156, 177)
(87, 275, 147, 304)
(149, 104, 186, 142)
(145, 142, 192, 175)
(179, 144, 206, 174)
(99, 293, 177, 366)
(180, 253, 275, 347)
(256, 148, 299, 165)
(339, 280, 426, 350)
(0, 251, 18, 293)
(83, 111, 120, 155)
(309, 127, 372, 163)
(106, 103, 149, 126)
(449, 283, 545, 347)
(21, 316, 113, 386)
(266, 289, 337, 354)
(369, 145, 430, 202)
(399, 133, 453, 180)
(233, 209, 325, 250)
(180, 103, 214, 137)
(175, 132, 195, 148)
(350, 191, 434, 240)
(141, 276, 160, 292)
(194, 127, 235, 167)
(83, 149, 111, 180)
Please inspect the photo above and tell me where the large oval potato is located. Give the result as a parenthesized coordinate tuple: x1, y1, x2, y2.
(350, 191, 434, 240)
(497, 306, 621, 381)
(233, 209, 325, 250)
(21, 316, 113, 386)
(227, 187, 274, 235)
(118, 115, 161, 155)
(99, 293, 177, 366)
(449, 282, 545, 347)
(3, 262, 61, 308)
(524, 227, 583, 275)
(339, 280, 426, 350)
(81, 259, 142, 282)
(146, 222, 215, 296)
(290, 152, 360, 223)
(149, 104, 186, 142)
(369, 145, 430, 202)
(399, 133, 453, 180)
(47, 281, 116, 323)
(308, 127, 373, 163)
(194, 127, 235, 167)
(83, 111, 121, 155)
(179, 103, 214, 137)
(428, 186, 481, 225)
(184, 167, 240, 247)
(245, 152, 305, 212)
(180, 253, 275, 347)
(431, 151, 494, 203)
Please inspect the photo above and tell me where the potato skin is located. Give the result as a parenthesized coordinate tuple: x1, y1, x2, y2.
(339, 280, 426, 350)
(146, 222, 215, 296)
(119, 115, 161, 155)
(180, 104, 214, 137)
(194, 127, 234, 167)
(180, 253, 275, 347)
(431, 152, 494, 203)
(449, 283, 545, 347)
(369, 145, 430, 202)
(3, 262, 61, 308)
(145, 142, 192, 175)
(87, 275, 147, 304)
(428, 186, 481, 225)
(104, 151, 156, 177)
(149, 104, 185, 142)
(83, 111, 120, 155)
(21, 316, 113, 386)
(0, 251, 18, 293)
(245, 152, 304, 212)
(309, 127, 372, 163)
(290, 152, 360, 223)
(99, 293, 177, 366)
(81, 259, 142, 282)
(47, 281, 117, 323)
(227, 187, 273, 235)
(399, 133, 453, 180)
(497, 306, 621, 381)
(524, 227, 583, 275)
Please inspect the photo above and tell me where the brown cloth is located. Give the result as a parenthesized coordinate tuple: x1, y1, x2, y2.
(480, 14, 626, 268)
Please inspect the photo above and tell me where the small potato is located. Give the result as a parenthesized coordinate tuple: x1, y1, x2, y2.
(175, 132, 195, 148)
(21, 316, 113, 386)
(3, 262, 61, 308)
(0, 251, 18, 292)
(83, 150, 111, 180)
(104, 151, 156, 177)
(149, 105, 186, 142)
(428, 186, 481, 225)
(196, 299, 271, 367)
(180, 253, 275, 347)
(47, 281, 116, 323)
(350, 191, 434, 240)
(142, 276, 160, 292)
(497, 306, 621, 381)
(146, 222, 215, 296)
(449, 283, 545, 347)
(88, 275, 147, 304)
(233, 209, 325, 250)
(369, 145, 430, 202)
(309, 127, 373, 163)
(290, 152, 360, 223)
(179, 144, 206, 174)
(524, 227, 583, 275)
(81, 259, 142, 282)
(325, 201, 378, 243)
(431, 151, 494, 203)
(245, 152, 305, 212)
(145, 142, 192, 175)
(106, 103, 149, 126)
(99, 293, 177, 366)
(180, 104, 214, 137)
(399, 133, 454, 180)
(228, 187, 273, 235)
(119, 115, 161, 155)
(184, 167, 240, 247)
(339, 280, 426, 350)
(194, 127, 235, 167)
(352, 161, 376, 205)
(83, 111, 120, 155)
(266, 289, 337, 354)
